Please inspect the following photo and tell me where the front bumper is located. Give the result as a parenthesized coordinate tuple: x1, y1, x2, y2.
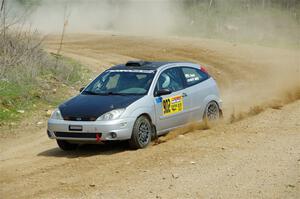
(47, 117, 136, 141)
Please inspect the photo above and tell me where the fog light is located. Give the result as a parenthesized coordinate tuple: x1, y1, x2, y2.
(120, 122, 127, 127)
(110, 132, 117, 138)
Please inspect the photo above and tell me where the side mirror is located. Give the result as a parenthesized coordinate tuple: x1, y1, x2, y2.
(79, 87, 85, 92)
(155, 89, 172, 96)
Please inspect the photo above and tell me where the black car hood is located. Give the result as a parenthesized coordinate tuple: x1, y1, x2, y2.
(59, 94, 143, 120)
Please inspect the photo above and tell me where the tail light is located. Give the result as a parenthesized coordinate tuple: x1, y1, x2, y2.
(200, 65, 208, 74)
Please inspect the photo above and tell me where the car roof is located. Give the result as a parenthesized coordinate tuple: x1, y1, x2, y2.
(109, 61, 194, 71)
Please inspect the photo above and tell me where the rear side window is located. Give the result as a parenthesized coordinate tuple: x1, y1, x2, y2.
(181, 67, 209, 87)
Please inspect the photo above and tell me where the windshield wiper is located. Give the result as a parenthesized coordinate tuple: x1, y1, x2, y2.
(107, 92, 126, 95)
(82, 91, 110, 96)
(82, 91, 99, 95)
(108, 92, 146, 96)
(83, 91, 143, 96)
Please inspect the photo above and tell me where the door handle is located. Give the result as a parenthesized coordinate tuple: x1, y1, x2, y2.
(182, 93, 188, 98)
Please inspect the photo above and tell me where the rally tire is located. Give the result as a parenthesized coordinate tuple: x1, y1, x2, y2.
(129, 116, 152, 149)
(56, 140, 79, 151)
(204, 101, 220, 121)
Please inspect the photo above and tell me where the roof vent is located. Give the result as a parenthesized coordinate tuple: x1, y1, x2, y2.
(125, 60, 148, 67)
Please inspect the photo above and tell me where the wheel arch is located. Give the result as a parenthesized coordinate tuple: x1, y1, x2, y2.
(130, 107, 156, 124)
(138, 113, 152, 122)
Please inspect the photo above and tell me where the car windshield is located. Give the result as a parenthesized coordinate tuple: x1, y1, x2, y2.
(82, 70, 156, 95)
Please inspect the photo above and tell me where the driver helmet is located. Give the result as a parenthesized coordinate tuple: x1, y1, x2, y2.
(160, 73, 170, 89)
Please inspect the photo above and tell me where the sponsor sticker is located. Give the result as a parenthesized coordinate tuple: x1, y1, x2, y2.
(155, 97, 163, 104)
(162, 95, 183, 115)
(185, 73, 200, 82)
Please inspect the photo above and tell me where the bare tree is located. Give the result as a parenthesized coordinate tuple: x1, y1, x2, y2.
(57, 5, 70, 56)
(208, 0, 213, 10)
(55, 4, 70, 69)
(1, 0, 6, 41)
(1, 0, 6, 77)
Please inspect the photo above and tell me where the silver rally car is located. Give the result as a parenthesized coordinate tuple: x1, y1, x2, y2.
(47, 61, 222, 150)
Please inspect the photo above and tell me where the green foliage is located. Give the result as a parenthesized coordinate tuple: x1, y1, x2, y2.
(0, 81, 37, 122)
(0, 15, 91, 125)
(0, 55, 89, 124)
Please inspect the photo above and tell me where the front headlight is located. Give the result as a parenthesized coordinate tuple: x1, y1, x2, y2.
(50, 108, 63, 120)
(97, 109, 125, 121)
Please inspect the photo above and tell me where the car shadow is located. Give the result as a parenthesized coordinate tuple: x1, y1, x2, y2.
(38, 141, 130, 158)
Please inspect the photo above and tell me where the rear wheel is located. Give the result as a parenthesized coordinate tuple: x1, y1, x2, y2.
(204, 101, 220, 121)
(129, 116, 152, 149)
(56, 140, 78, 151)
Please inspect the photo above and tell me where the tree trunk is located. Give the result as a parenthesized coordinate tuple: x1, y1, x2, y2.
(209, 0, 213, 10)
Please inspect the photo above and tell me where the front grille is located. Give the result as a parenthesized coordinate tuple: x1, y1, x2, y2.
(54, 132, 101, 139)
(63, 116, 97, 121)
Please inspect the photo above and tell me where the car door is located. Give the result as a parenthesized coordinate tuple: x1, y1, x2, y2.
(154, 67, 192, 134)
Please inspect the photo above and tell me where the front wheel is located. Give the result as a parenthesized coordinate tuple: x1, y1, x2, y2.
(129, 116, 153, 149)
(56, 140, 79, 151)
(204, 101, 220, 121)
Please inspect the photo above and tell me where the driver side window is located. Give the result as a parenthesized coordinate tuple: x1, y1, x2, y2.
(155, 68, 184, 93)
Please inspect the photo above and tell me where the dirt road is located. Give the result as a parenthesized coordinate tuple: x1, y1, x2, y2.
(1, 34, 299, 198)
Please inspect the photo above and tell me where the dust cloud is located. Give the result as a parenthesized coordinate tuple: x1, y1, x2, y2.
(11, 0, 181, 35)
(8, 0, 300, 47)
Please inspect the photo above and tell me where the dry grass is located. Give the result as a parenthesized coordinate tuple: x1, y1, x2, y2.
(0, 25, 89, 124)
(0, 27, 84, 84)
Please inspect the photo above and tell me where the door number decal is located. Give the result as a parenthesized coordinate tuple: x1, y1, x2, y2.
(162, 95, 183, 115)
